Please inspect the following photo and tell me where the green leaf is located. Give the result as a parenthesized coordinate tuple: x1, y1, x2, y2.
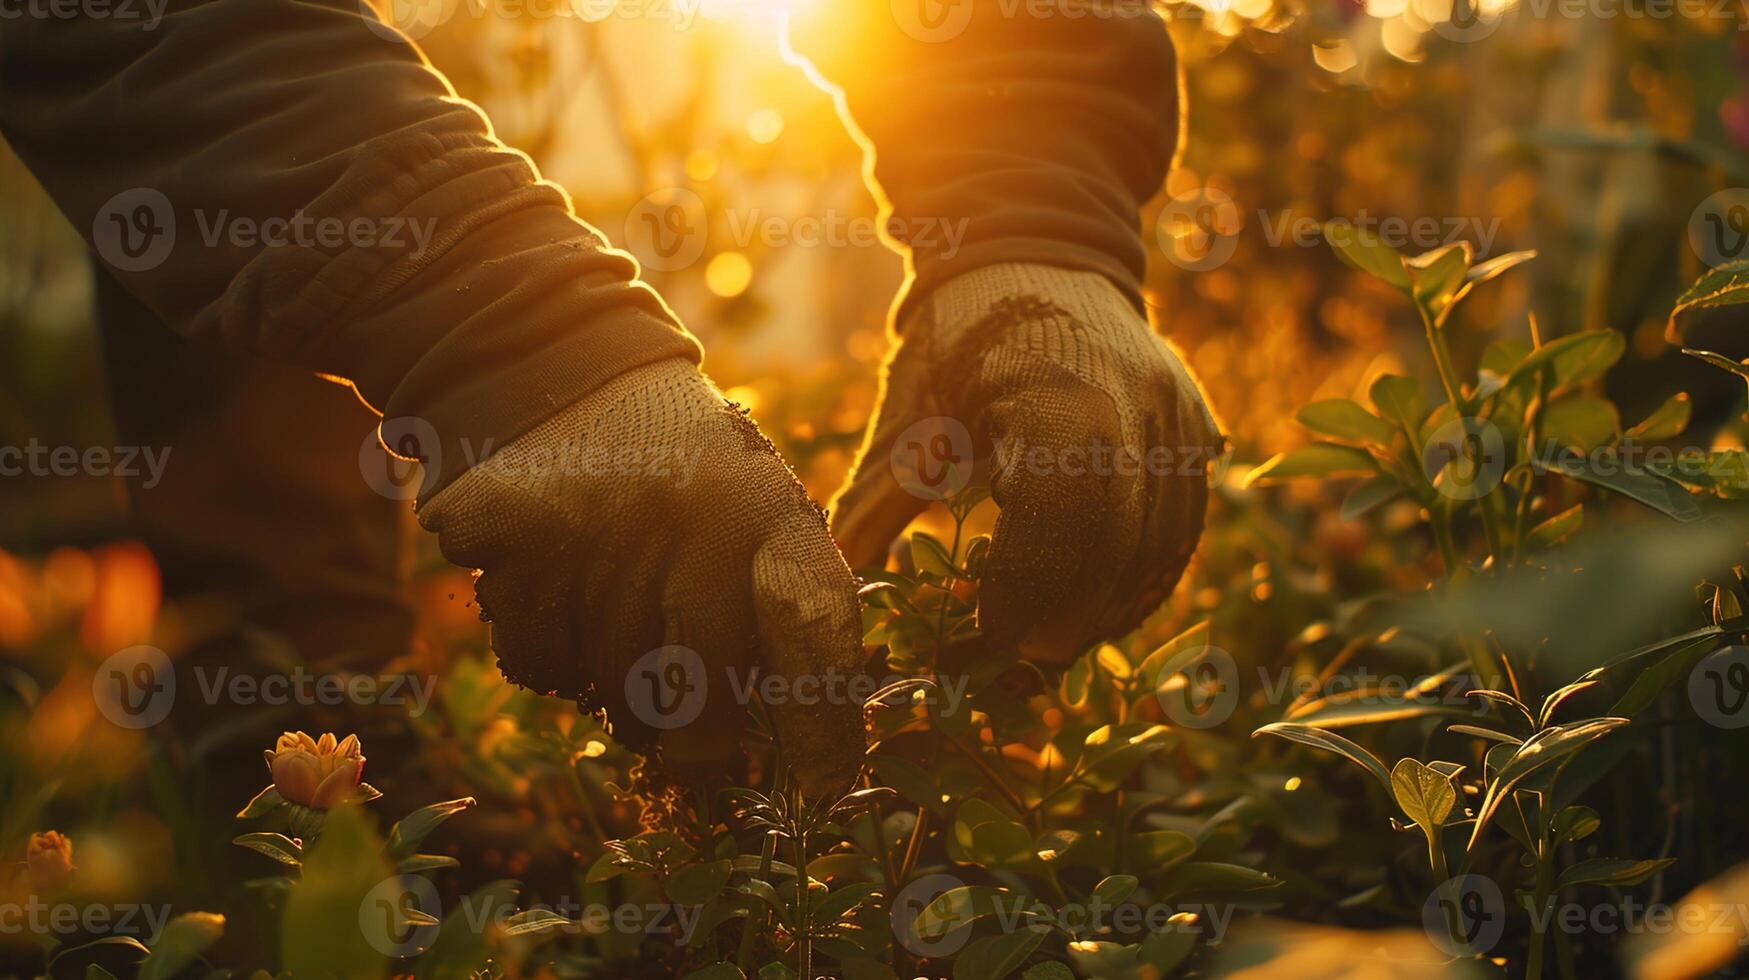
(232, 832, 303, 867)
(1253, 722, 1392, 793)
(668, 859, 733, 906)
(1625, 393, 1691, 441)
(911, 532, 956, 577)
(138, 912, 224, 980)
(1131, 830, 1196, 868)
(235, 785, 286, 819)
(1324, 220, 1410, 289)
(1340, 476, 1409, 521)
(1244, 443, 1377, 486)
(385, 798, 475, 859)
(1390, 758, 1457, 845)
(1468, 718, 1630, 849)
(283, 805, 391, 979)
(838, 958, 899, 980)
(498, 908, 571, 937)
(868, 754, 943, 813)
(1669, 260, 1749, 335)
(1021, 963, 1075, 980)
(915, 886, 1040, 941)
(1161, 862, 1282, 895)
(1406, 241, 1473, 315)
(1556, 857, 1676, 890)
(1539, 452, 1703, 523)
(1466, 249, 1537, 286)
(1540, 395, 1620, 452)
(1553, 805, 1601, 844)
(396, 854, 460, 874)
(1296, 399, 1398, 446)
(953, 925, 1050, 980)
(1369, 375, 1426, 434)
(1092, 874, 1139, 908)
(1506, 331, 1626, 393)
(1528, 504, 1583, 549)
(1610, 636, 1719, 717)
(1448, 724, 1523, 744)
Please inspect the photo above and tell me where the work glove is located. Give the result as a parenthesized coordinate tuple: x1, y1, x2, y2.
(416, 358, 866, 795)
(831, 263, 1224, 664)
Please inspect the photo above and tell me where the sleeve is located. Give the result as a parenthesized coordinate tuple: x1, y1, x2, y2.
(0, 0, 702, 496)
(785, 0, 1179, 321)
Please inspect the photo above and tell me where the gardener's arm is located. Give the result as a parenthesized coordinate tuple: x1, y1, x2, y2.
(790, 2, 1225, 663)
(0, 0, 866, 791)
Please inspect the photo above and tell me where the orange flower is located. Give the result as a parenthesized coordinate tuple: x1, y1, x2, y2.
(265, 732, 365, 809)
(26, 831, 73, 890)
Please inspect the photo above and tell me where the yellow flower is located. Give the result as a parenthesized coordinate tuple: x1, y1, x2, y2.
(26, 831, 73, 890)
(265, 732, 365, 809)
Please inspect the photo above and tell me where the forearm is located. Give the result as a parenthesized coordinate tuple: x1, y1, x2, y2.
(0, 0, 699, 495)
(788, 0, 1178, 320)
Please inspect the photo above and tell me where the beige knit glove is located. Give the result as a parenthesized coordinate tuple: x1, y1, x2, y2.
(832, 263, 1224, 664)
(416, 359, 866, 795)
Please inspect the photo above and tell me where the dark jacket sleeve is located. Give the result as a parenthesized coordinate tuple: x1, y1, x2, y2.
(0, 0, 701, 496)
(787, 0, 1177, 322)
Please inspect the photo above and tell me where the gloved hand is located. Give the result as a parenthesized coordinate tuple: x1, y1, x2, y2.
(416, 358, 866, 795)
(831, 263, 1224, 664)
